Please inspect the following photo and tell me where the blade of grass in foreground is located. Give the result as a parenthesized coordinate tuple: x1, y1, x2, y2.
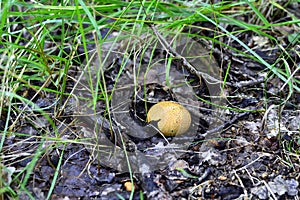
(46, 144, 65, 200)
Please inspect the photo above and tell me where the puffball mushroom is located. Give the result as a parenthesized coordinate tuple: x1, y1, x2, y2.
(146, 101, 191, 136)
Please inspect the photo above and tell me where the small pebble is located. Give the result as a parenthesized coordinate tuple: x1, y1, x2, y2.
(218, 175, 227, 181)
(124, 181, 134, 192)
(261, 172, 268, 179)
(231, 126, 236, 132)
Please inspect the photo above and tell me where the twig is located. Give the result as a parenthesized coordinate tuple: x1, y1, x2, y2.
(233, 170, 248, 199)
(198, 168, 211, 183)
(203, 111, 249, 137)
(226, 77, 265, 88)
(262, 180, 278, 200)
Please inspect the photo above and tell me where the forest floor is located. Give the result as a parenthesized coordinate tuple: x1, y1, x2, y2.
(1, 1, 300, 200)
